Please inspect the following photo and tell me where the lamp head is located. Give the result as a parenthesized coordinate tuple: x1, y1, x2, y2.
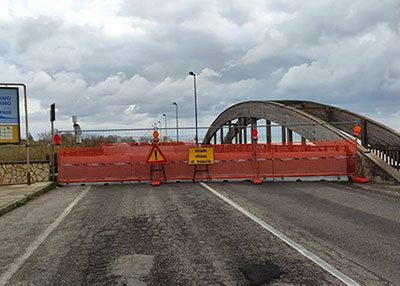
(189, 71, 195, 76)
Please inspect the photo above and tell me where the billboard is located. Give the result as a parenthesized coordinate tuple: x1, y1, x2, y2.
(0, 87, 20, 144)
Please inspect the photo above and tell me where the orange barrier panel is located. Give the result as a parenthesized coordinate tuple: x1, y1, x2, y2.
(58, 140, 357, 183)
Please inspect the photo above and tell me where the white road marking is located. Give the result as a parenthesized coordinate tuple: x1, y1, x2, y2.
(0, 186, 91, 286)
(200, 182, 360, 286)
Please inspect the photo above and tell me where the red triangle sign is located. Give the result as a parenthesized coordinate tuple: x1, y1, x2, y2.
(146, 144, 168, 164)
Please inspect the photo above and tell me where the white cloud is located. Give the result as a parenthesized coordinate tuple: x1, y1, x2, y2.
(0, 0, 399, 139)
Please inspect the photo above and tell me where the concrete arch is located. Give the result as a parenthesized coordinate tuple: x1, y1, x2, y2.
(202, 101, 348, 145)
(202, 100, 400, 184)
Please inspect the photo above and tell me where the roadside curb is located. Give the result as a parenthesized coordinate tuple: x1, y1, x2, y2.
(0, 182, 57, 217)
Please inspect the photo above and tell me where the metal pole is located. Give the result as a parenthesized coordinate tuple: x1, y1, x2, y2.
(163, 114, 167, 142)
(50, 103, 55, 181)
(0, 83, 30, 185)
(173, 102, 179, 141)
(51, 120, 55, 181)
(194, 75, 198, 145)
(23, 85, 30, 185)
(189, 71, 198, 145)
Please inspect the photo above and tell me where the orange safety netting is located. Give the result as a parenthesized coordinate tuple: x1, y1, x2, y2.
(58, 139, 357, 183)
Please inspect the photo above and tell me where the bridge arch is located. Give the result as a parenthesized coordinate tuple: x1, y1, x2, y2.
(202, 100, 400, 184)
(202, 101, 346, 145)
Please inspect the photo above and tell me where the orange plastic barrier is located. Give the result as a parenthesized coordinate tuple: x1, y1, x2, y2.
(58, 140, 357, 183)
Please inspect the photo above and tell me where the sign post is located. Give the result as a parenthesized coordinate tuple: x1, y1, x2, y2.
(146, 131, 167, 186)
(0, 84, 30, 185)
(251, 129, 262, 184)
(189, 147, 214, 181)
(50, 103, 56, 181)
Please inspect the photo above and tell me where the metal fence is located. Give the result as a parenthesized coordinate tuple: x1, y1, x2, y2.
(56, 121, 359, 146)
(0, 121, 358, 163)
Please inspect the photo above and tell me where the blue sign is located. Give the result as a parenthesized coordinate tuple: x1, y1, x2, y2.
(0, 87, 20, 144)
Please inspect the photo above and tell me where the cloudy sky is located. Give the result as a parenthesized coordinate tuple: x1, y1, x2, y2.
(1, 0, 400, 138)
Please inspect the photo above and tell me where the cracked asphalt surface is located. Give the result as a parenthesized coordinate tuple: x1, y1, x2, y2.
(0, 182, 398, 285)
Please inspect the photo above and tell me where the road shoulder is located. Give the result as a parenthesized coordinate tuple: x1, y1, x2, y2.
(0, 182, 56, 217)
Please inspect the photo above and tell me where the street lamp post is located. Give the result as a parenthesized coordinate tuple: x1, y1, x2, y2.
(162, 113, 168, 142)
(173, 102, 179, 141)
(189, 71, 198, 145)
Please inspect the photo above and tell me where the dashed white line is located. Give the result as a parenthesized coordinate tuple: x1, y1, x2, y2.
(200, 182, 360, 286)
(0, 186, 91, 286)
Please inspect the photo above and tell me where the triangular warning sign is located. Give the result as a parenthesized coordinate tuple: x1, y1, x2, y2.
(146, 144, 168, 164)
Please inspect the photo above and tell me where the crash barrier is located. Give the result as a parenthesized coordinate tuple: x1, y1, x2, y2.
(58, 140, 357, 183)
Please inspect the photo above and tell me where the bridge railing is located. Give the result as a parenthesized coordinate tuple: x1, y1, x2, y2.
(369, 148, 400, 171)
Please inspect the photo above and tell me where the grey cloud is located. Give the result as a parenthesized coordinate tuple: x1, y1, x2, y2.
(1, 0, 400, 138)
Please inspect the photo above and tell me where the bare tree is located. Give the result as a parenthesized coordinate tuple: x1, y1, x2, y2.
(38, 131, 52, 142)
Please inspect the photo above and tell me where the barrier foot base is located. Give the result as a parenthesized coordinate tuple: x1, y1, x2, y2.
(351, 177, 369, 183)
(151, 181, 161, 186)
(252, 178, 262, 184)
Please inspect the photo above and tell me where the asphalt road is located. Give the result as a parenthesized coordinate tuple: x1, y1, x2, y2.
(208, 181, 400, 285)
(0, 182, 398, 285)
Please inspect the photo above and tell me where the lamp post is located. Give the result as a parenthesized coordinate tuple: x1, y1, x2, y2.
(158, 120, 162, 138)
(162, 113, 168, 142)
(172, 102, 179, 141)
(189, 71, 198, 145)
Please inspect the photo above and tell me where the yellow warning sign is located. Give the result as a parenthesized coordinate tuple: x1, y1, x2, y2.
(146, 144, 168, 164)
(189, 147, 214, 165)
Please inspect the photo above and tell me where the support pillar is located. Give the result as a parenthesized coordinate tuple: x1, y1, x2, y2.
(281, 126, 286, 144)
(239, 118, 243, 144)
(287, 129, 293, 143)
(251, 118, 257, 133)
(243, 118, 247, 144)
(234, 125, 238, 144)
(361, 119, 368, 148)
(227, 121, 232, 144)
(266, 120, 271, 144)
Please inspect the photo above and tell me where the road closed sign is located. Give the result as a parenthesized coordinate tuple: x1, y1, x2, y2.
(189, 147, 214, 165)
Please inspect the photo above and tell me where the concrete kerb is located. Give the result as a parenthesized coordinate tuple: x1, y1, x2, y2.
(0, 182, 56, 217)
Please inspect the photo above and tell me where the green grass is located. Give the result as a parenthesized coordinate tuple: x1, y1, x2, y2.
(0, 143, 51, 162)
